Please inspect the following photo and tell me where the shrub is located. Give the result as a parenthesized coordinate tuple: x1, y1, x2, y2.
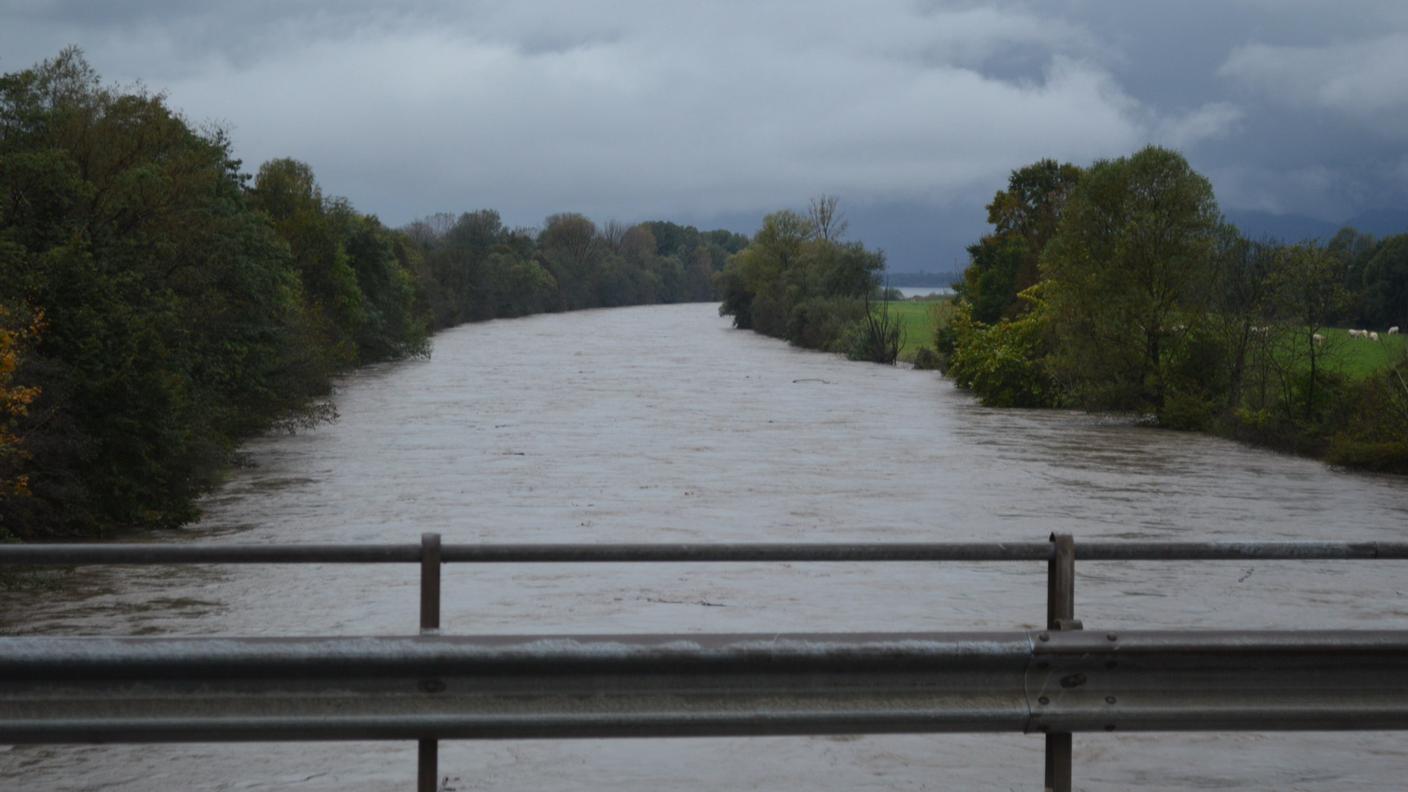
(1325, 353, 1408, 472)
(786, 296, 865, 352)
(1159, 389, 1215, 431)
(911, 346, 942, 370)
(946, 294, 1056, 407)
(840, 298, 903, 364)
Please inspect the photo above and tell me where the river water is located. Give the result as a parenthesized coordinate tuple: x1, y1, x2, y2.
(3, 303, 1407, 790)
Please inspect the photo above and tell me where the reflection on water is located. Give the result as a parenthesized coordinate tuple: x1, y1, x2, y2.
(2, 303, 1406, 790)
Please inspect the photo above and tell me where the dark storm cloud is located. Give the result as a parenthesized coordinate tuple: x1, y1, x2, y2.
(2, 1, 1405, 268)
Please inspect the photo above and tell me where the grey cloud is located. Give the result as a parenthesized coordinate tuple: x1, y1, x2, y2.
(1154, 102, 1244, 150)
(1, 1, 1406, 269)
(1221, 35, 1408, 131)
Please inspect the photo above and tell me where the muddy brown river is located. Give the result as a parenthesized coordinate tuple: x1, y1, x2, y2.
(3, 303, 1407, 790)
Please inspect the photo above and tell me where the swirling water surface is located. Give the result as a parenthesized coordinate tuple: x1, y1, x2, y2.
(3, 303, 1406, 790)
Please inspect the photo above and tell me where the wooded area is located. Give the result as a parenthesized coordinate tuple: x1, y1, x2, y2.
(0, 50, 745, 539)
(942, 148, 1408, 471)
(717, 196, 901, 364)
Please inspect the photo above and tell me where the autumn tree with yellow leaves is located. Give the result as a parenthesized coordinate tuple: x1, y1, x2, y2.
(0, 308, 41, 502)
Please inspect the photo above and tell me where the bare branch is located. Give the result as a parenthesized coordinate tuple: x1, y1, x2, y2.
(807, 194, 848, 242)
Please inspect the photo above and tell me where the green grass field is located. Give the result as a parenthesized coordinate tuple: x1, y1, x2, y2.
(1316, 328, 1407, 378)
(876, 298, 955, 361)
(870, 300, 1405, 375)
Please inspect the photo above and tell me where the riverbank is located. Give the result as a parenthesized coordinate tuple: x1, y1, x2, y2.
(1, 51, 754, 542)
(729, 289, 1406, 475)
(937, 306, 1408, 473)
(935, 147, 1408, 474)
(7, 303, 1408, 791)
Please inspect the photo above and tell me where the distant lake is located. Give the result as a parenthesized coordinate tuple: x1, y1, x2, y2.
(893, 285, 953, 298)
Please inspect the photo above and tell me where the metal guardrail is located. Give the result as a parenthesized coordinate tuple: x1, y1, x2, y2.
(3, 534, 1407, 792)
(6, 539, 1408, 563)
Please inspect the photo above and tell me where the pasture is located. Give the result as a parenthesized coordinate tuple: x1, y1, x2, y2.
(1318, 327, 1406, 378)
(876, 298, 955, 361)
(867, 299, 1405, 375)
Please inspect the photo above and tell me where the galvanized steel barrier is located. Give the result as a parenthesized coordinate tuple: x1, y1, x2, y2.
(4, 534, 1408, 791)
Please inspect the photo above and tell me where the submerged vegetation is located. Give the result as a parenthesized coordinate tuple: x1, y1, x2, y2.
(940, 147, 1408, 472)
(0, 50, 744, 540)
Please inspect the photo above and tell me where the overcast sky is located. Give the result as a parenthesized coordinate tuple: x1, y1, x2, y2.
(3, 0, 1407, 270)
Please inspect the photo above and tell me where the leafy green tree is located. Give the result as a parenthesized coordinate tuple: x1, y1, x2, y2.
(337, 209, 429, 361)
(482, 252, 557, 317)
(0, 50, 438, 537)
(1358, 235, 1408, 331)
(0, 50, 341, 534)
(1269, 243, 1350, 422)
(718, 210, 810, 338)
(944, 286, 1057, 407)
(683, 247, 717, 301)
(250, 159, 367, 367)
(1042, 146, 1220, 415)
(718, 202, 886, 355)
(538, 213, 603, 311)
(959, 233, 1026, 324)
(0, 47, 761, 537)
(428, 210, 502, 324)
(957, 159, 1081, 323)
(643, 221, 747, 301)
(1207, 228, 1279, 411)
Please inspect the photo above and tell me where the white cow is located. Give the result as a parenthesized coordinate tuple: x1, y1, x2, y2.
(1370, 332, 1380, 342)
(1390, 326, 1400, 335)
(1313, 333, 1325, 346)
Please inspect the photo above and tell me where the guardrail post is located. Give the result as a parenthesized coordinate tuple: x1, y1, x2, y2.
(419, 533, 442, 792)
(1045, 532, 1077, 792)
(421, 533, 442, 634)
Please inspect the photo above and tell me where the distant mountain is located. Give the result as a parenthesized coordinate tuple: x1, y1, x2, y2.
(677, 200, 986, 274)
(1226, 208, 1408, 243)
(682, 203, 1408, 277)
(1342, 208, 1408, 238)
(841, 201, 983, 274)
(1225, 210, 1341, 243)
(884, 270, 964, 287)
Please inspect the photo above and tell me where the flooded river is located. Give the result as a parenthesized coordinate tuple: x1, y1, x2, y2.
(3, 303, 1407, 790)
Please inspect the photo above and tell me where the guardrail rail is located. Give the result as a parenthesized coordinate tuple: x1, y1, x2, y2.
(4, 533, 1408, 792)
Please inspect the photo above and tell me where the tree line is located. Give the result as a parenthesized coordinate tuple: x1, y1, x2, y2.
(718, 196, 901, 363)
(0, 50, 744, 540)
(939, 147, 1408, 471)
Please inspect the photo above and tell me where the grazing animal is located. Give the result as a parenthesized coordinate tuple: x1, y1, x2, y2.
(1370, 331, 1380, 341)
(1349, 329, 1364, 338)
(1390, 326, 1400, 335)
(1313, 333, 1325, 346)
